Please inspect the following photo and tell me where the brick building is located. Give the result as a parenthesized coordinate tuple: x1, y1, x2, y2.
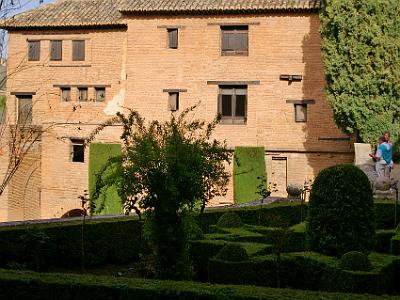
(0, 0, 353, 221)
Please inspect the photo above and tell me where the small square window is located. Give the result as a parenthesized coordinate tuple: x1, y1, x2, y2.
(168, 92, 179, 111)
(61, 87, 71, 102)
(50, 40, 62, 61)
(28, 41, 40, 61)
(95, 88, 106, 102)
(71, 139, 84, 162)
(167, 28, 178, 49)
(295, 104, 307, 122)
(221, 26, 248, 56)
(78, 87, 88, 102)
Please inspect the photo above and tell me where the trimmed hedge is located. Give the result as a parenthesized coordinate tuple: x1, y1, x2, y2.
(0, 217, 143, 270)
(391, 235, 400, 255)
(375, 229, 396, 253)
(1, 269, 398, 300)
(198, 202, 305, 233)
(208, 252, 400, 295)
(233, 146, 266, 204)
(198, 201, 398, 234)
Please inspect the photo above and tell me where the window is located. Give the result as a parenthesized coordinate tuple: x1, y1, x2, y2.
(95, 87, 106, 102)
(28, 41, 40, 61)
(218, 86, 247, 124)
(72, 40, 85, 61)
(17, 95, 32, 125)
(168, 92, 179, 111)
(71, 139, 84, 162)
(50, 40, 62, 61)
(167, 28, 178, 49)
(295, 104, 307, 122)
(61, 87, 71, 102)
(78, 87, 88, 102)
(221, 26, 248, 56)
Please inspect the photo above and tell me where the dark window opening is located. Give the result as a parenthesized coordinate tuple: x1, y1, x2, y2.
(221, 26, 248, 56)
(168, 92, 179, 111)
(295, 104, 307, 122)
(71, 139, 84, 162)
(168, 28, 178, 49)
(50, 40, 62, 61)
(78, 87, 88, 102)
(72, 40, 85, 61)
(28, 41, 40, 61)
(218, 86, 247, 124)
(61, 87, 71, 102)
(17, 95, 32, 125)
(95, 87, 106, 102)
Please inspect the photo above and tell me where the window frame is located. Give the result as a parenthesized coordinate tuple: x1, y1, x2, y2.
(294, 103, 307, 123)
(220, 26, 249, 56)
(71, 139, 85, 163)
(28, 41, 40, 61)
(72, 40, 85, 61)
(218, 85, 247, 124)
(50, 40, 62, 61)
(17, 95, 33, 125)
(168, 92, 179, 111)
(95, 87, 106, 102)
(77, 87, 88, 102)
(167, 28, 178, 49)
(60, 87, 71, 102)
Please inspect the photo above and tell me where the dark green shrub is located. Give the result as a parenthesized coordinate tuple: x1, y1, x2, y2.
(216, 212, 242, 228)
(215, 243, 248, 262)
(390, 235, 400, 255)
(306, 164, 376, 257)
(338, 251, 372, 271)
(374, 230, 396, 253)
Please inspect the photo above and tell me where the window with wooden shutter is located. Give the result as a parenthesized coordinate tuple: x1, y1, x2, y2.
(221, 26, 248, 56)
(95, 87, 106, 102)
(50, 40, 62, 61)
(61, 87, 71, 102)
(168, 28, 178, 49)
(78, 87, 88, 102)
(72, 40, 85, 61)
(218, 86, 247, 124)
(295, 104, 307, 122)
(28, 41, 40, 61)
(168, 92, 179, 111)
(17, 95, 32, 125)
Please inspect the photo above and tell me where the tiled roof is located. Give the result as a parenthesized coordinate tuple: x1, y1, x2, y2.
(1, 0, 321, 30)
(0, 0, 127, 30)
(120, 0, 322, 14)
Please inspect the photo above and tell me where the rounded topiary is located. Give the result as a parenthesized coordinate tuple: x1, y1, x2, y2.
(215, 243, 248, 262)
(216, 212, 242, 228)
(306, 164, 375, 257)
(338, 251, 372, 271)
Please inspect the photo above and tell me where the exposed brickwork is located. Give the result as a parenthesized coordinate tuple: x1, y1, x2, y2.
(0, 12, 354, 221)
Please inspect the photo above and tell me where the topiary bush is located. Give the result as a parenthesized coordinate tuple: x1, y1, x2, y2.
(216, 212, 242, 228)
(338, 251, 372, 271)
(306, 164, 375, 257)
(215, 243, 248, 262)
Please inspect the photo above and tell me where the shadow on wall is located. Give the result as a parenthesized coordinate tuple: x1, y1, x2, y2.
(300, 13, 354, 183)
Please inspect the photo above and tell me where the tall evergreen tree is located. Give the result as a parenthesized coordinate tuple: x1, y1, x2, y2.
(320, 0, 400, 143)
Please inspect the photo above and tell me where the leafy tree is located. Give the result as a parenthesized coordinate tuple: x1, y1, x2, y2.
(88, 105, 231, 279)
(320, 0, 400, 142)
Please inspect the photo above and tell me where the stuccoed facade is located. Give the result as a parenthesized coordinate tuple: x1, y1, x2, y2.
(0, 0, 353, 221)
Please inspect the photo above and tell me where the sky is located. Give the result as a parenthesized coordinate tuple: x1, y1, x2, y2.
(1, 0, 55, 58)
